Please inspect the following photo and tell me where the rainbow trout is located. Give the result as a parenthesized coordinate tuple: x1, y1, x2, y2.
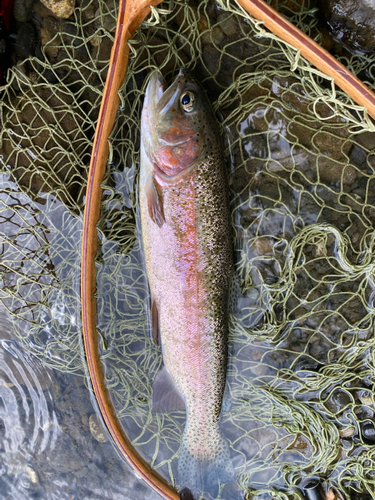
(140, 69, 233, 497)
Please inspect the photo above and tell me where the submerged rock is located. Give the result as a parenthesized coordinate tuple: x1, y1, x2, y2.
(319, 0, 375, 53)
(26, 466, 39, 484)
(13, 0, 35, 22)
(361, 421, 375, 443)
(89, 414, 108, 443)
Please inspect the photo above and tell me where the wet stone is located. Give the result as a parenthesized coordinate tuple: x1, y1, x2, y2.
(358, 390, 373, 406)
(361, 421, 375, 442)
(350, 144, 368, 167)
(91, 35, 114, 76)
(317, 157, 357, 187)
(319, 0, 375, 53)
(95, 0, 117, 33)
(202, 43, 220, 76)
(13, 0, 36, 22)
(339, 426, 356, 438)
(357, 131, 375, 150)
(15, 471, 42, 494)
(325, 389, 352, 414)
(40, 16, 61, 59)
(250, 349, 264, 361)
(75, 466, 89, 479)
(174, 3, 207, 33)
(249, 363, 269, 377)
(200, 25, 224, 46)
(40, 0, 75, 18)
(12, 22, 36, 60)
(26, 466, 39, 484)
(217, 11, 241, 38)
(251, 237, 274, 256)
(81, 414, 89, 426)
(89, 414, 108, 443)
(79, 0, 98, 21)
(309, 339, 331, 363)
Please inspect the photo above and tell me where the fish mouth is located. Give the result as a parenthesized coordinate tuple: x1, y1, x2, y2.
(144, 68, 193, 121)
(144, 71, 166, 112)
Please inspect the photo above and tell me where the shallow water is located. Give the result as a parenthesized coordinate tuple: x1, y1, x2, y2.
(0, 184, 165, 499)
(0, 332, 164, 500)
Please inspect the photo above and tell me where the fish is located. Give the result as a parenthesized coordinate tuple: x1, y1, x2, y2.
(140, 68, 234, 498)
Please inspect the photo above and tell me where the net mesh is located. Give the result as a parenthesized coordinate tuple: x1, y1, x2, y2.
(1, 0, 375, 498)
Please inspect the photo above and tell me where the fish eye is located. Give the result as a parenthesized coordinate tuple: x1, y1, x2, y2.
(180, 91, 196, 113)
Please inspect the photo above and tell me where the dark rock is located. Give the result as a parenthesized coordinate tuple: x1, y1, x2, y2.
(217, 11, 241, 38)
(79, 0, 99, 22)
(202, 43, 220, 76)
(90, 34, 112, 77)
(317, 157, 357, 187)
(319, 0, 375, 53)
(200, 24, 224, 46)
(40, 16, 61, 60)
(12, 22, 36, 60)
(94, 0, 117, 33)
(361, 421, 375, 443)
(357, 131, 375, 150)
(325, 389, 353, 414)
(13, 0, 36, 22)
(300, 477, 325, 500)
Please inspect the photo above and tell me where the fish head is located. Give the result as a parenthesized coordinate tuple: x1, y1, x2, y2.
(141, 68, 219, 178)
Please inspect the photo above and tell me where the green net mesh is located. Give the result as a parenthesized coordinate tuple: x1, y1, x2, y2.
(2, 0, 375, 498)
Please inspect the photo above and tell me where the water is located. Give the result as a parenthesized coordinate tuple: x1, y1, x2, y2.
(0, 319, 163, 499)
(0, 183, 164, 500)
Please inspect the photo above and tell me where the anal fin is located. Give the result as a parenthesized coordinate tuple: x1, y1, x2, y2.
(146, 174, 165, 227)
(152, 367, 185, 413)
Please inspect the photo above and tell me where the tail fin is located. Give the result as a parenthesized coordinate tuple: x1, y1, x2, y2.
(177, 425, 234, 498)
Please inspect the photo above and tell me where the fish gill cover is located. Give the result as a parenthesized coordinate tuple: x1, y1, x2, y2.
(1, 0, 375, 499)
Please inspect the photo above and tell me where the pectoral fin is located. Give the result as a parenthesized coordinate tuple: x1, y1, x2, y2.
(146, 174, 164, 227)
(152, 367, 185, 413)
